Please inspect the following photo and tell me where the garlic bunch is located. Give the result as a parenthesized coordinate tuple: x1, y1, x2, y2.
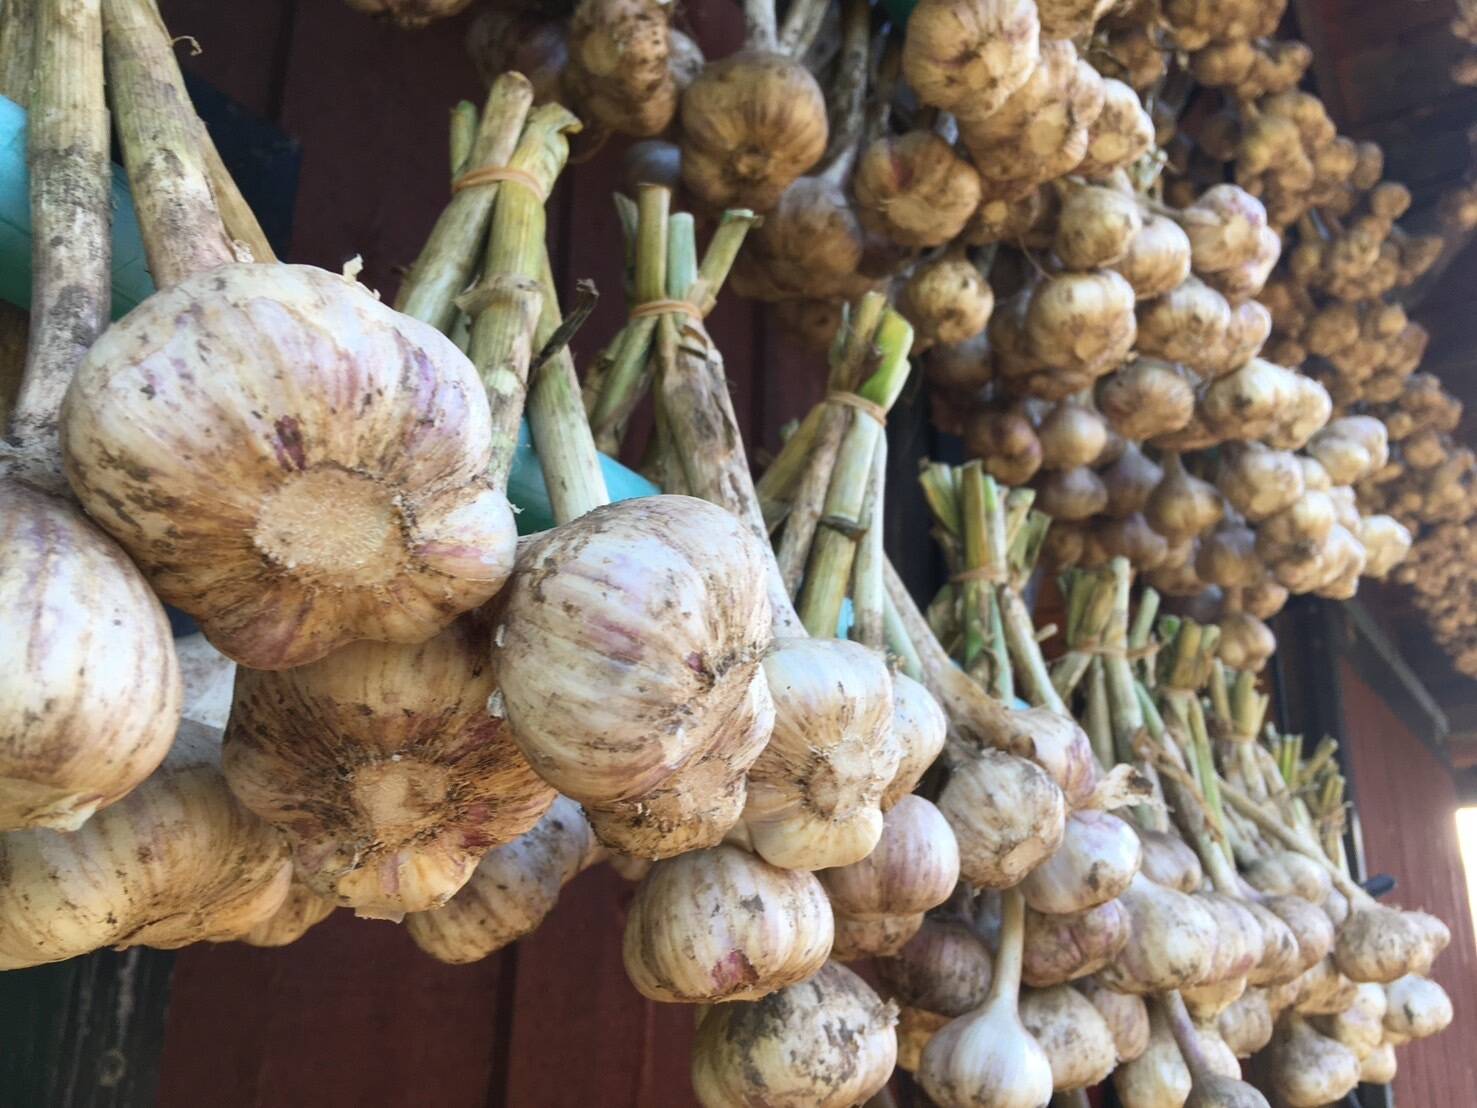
(225, 615, 554, 920)
(919, 889, 1055, 1108)
(743, 637, 898, 869)
(407, 796, 602, 964)
(0, 482, 181, 831)
(821, 795, 960, 958)
(623, 844, 833, 1002)
(0, 721, 292, 968)
(493, 496, 774, 858)
(691, 961, 897, 1108)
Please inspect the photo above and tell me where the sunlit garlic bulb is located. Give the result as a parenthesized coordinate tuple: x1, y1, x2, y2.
(1021, 809, 1141, 915)
(493, 496, 774, 858)
(901, 252, 995, 347)
(1026, 269, 1137, 379)
(225, 616, 555, 920)
(1078, 77, 1154, 178)
(880, 917, 994, 1016)
(939, 749, 1066, 888)
(0, 481, 180, 831)
(1219, 988, 1275, 1057)
(0, 721, 292, 969)
(691, 961, 898, 1107)
(1383, 973, 1453, 1040)
(1099, 874, 1218, 994)
(624, 844, 833, 1002)
(406, 796, 602, 963)
(1055, 184, 1143, 270)
(744, 638, 898, 870)
(63, 264, 517, 670)
(1079, 976, 1150, 1063)
(1113, 213, 1193, 300)
(1023, 898, 1131, 987)
(1266, 1013, 1361, 1107)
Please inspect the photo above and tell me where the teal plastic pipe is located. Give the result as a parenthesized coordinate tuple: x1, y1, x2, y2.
(0, 92, 656, 531)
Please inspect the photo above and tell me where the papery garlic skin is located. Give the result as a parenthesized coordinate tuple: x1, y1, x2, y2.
(62, 264, 516, 670)
(743, 638, 898, 870)
(493, 496, 773, 854)
(406, 796, 601, 964)
(225, 616, 554, 920)
(0, 721, 292, 969)
(624, 844, 833, 1003)
(691, 961, 898, 1108)
(0, 482, 181, 831)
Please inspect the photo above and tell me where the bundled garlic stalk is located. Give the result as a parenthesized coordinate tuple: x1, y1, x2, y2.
(0, 0, 181, 833)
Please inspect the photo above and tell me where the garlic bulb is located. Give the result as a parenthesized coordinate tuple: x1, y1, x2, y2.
(0, 482, 180, 831)
(1026, 270, 1138, 379)
(1266, 1013, 1361, 1107)
(1265, 894, 1336, 976)
(1097, 358, 1195, 442)
(565, 0, 677, 137)
(623, 844, 833, 1003)
(1078, 77, 1154, 178)
(1024, 898, 1132, 987)
(1055, 185, 1143, 270)
(1136, 828, 1204, 892)
(854, 132, 983, 248)
(820, 795, 960, 924)
(939, 749, 1066, 888)
(1038, 402, 1109, 470)
(1038, 465, 1109, 521)
(1194, 517, 1263, 586)
(1383, 973, 1453, 1040)
(1242, 851, 1332, 903)
(919, 889, 1055, 1108)
(343, 0, 472, 27)
(1197, 894, 1266, 985)
(966, 405, 1045, 486)
(1360, 1042, 1398, 1084)
(1113, 1003, 1241, 1108)
(1103, 444, 1165, 518)
(679, 51, 828, 212)
(882, 672, 947, 809)
(1244, 901, 1304, 986)
(1200, 359, 1301, 442)
(406, 796, 601, 964)
(493, 496, 773, 857)
(1078, 977, 1150, 1063)
(901, 253, 995, 347)
(1020, 984, 1118, 1091)
(1313, 981, 1387, 1058)
(240, 878, 336, 948)
(1215, 443, 1304, 522)
(225, 616, 554, 919)
(1099, 874, 1218, 994)
(880, 917, 994, 1015)
(63, 264, 516, 670)
(1114, 213, 1193, 300)
(1160, 993, 1268, 1108)
(744, 637, 897, 870)
(1359, 514, 1412, 578)
(903, 0, 1040, 115)
(691, 961, 897, 1108)
(1146, 454, 1224, 541)
(1136, 277, 1231, 370)
(0, 721, 292, 969)
(1180, 185, 1267, 275)
(1218, 988, 1274, 1057)
(1334, 903, 1431, 983)
(1021, 809, 1141, 915)
(832, 914, 922, 961)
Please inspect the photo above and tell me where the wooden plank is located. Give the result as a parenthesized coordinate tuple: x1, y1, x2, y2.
(158, 914, 510, 1108)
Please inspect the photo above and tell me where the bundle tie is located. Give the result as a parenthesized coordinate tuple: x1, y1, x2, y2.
(629, 298, 704, 323)
(827, 390, 888, 426)
(950, 565, 1007, 586)
(452, 164, 548, 201)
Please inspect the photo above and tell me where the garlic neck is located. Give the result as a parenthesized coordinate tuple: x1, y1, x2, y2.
(988, 887, 1026, 1007)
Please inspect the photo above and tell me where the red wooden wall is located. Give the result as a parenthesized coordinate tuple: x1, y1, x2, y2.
(153, 2, 815, 1105)
(1338, 661, 1477, 1105)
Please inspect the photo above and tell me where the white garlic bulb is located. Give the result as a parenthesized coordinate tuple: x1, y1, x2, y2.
(882, 671, 947, 809)
(939, 748, 1066, 888)
(691, 961, 898, 1107)
(0, 721, 292, 968)
(623, 844, 833, 1003)
(225, 615, 554, 920)
(0, 481, 181, 831)
(406, 796, 602, 963)
(63, 264, 517, 670)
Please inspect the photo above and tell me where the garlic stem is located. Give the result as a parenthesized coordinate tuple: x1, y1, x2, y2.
(883, 588, 926, 682)
(102, 0, 236, 286)
(0, 0, 36, 102)
(448, 100, 477, 180)
(1218, 779, 1372, 905)
(397, 74, 535, 332)
(814, 0, 870, 166)
(742, 0, 778, 53)
(850, 429, 887, 649)
(757, 405, 825, 528)
(198, 119, 274, 264)
(989, 886, 1027, 1005)
(8, 0, 109, 485)
(1157, 991, 1216, 1082)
